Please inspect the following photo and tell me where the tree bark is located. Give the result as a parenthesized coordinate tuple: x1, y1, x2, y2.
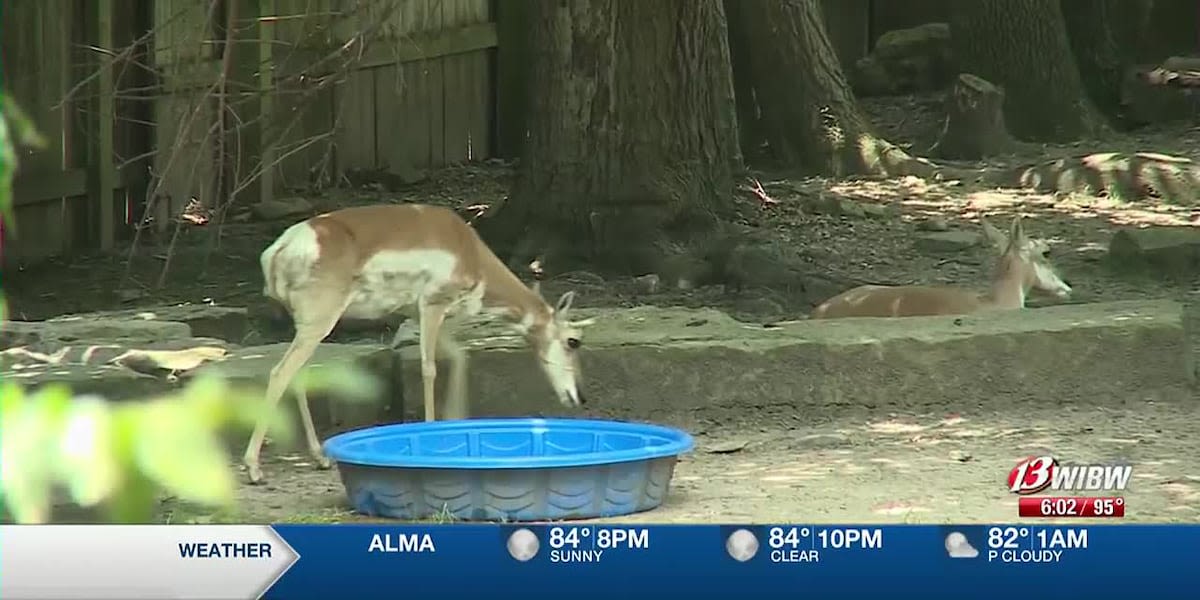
(724, 0, 763, 157)
(950, 0, 1109, 142)
(1061, 0, 1128, 122)
(732, 0, 921, 176)
(482, 0, 742, 276)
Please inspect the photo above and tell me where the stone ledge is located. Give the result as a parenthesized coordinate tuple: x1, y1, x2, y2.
(2, 300, 1190, 439)
(389, 300, 1192, 419)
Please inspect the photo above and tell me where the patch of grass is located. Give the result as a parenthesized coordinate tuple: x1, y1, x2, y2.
(162, 502, 469, 525)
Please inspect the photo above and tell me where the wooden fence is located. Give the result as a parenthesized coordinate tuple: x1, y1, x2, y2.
(4, 0, 500, 265)
(4, 0, 1194, 265)
(3, 0, 151, 263)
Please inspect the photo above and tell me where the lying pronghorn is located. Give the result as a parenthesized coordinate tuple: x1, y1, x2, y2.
(810, 216, 1072, 319)
(245, 204, 594, 483)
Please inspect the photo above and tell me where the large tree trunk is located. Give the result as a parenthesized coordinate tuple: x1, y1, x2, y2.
(1061, 0, 1128, 123)
(951, 0, 1109, 141)
(732, 0, 921, 176)
(724, 0, 764, 158)
(482, 0, 742, 276)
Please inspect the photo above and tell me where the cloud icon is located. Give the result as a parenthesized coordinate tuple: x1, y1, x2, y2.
(945, 531, 979, 558)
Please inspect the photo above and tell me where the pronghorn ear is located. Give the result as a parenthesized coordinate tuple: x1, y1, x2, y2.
(980, 216, 1008, 253)
(554, 291, 576, 316)
(1009, 215, 1026, 245)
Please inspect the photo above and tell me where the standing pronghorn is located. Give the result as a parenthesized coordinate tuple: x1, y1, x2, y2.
(245, 204, 594, 484)
(810, 215, 1072, 319)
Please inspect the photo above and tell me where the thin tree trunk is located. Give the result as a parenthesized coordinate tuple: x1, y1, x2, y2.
(733, 0, 922, 176)
(481, 0, 742, 276)
(951, 0, 1109, 141)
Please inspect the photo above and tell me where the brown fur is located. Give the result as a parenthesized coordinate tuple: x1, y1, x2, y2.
(811, 216, 1069, 319)
(244, 204, 590, 484)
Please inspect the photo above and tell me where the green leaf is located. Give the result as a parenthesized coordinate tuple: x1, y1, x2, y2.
(174, 374, 236, 427)
(0, 96, 16, 229)
(104, 472, 159, 524)
(0, 387, 60, 523)
(295, 362, 382, 404)
(174, 375, 297, 445)
(0, 381, 26, 421)
(55, 396, 121, 507)
(131, 401, 237, 507)
(1, 91, 45, 232)
(1, 91, 49, 149)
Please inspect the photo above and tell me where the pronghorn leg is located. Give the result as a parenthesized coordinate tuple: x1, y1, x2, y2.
(243, 290, 349, 484)
(417, 300, 449, 422)
(437, 330, 470, 421)
(292, 384, 330, 470)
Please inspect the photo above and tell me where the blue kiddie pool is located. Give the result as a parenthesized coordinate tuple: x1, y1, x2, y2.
(322, 418, 695, 521)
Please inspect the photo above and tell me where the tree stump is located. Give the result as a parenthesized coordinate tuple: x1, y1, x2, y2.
(931, 73, 1017, 160)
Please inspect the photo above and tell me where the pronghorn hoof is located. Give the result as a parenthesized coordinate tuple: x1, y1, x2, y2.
(245, 464, 266, 485)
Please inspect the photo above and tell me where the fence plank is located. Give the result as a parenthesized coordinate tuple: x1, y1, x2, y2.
(442, 53, 470, 164)
(151, 1, 218, 231)
(274, 81, 335, 189)
(92, 0, 117, 250)
(257, 0, 278, 204)
(375, 59, 444, 171)
(441, 50, 493, 163)
(334, 68, 378, 172)
(4, 1, 73, 262)
(277, 22, 498, 79)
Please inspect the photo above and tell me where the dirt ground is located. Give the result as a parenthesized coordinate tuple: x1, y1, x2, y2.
(218, 392, 1199, 525)
(7, 94, 1200, 525)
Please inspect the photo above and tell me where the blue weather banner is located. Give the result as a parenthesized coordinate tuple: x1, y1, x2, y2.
(0, 524, 1196, 598)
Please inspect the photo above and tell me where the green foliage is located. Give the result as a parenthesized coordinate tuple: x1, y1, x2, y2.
(0, 89, 379, 524)
(0, 363, 379, 524)
(1, 91, 48, 230)
(2, 92, 46, 321)
(1, 377, 290, 523)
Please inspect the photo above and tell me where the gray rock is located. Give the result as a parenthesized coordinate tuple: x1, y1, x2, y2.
(853, 22, 955, 95)
(658, 254, 712, 291)
(839, 200, 867, 219)
(1, 318, 193, 350)
(386, 163, 428, 186)
(852, 56, 895, 96)
(251, 197, 313, 221)
(723, 237, 807, 293)
(730, 296, 786, 322)
(1109, 226, 1200, 275)
(914, 231, 982, 254)
(916, 217, 950, 232)
(860, 202, 892, 220)
(634, 274, 661, 295)
(47, 304, 249, 344)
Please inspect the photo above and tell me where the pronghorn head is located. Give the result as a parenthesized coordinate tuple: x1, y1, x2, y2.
(528, 290, 596, 407)
(981, 215, 1073, 300)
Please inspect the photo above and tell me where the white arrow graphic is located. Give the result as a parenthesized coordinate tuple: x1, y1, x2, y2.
(0, 525, 300, 599)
